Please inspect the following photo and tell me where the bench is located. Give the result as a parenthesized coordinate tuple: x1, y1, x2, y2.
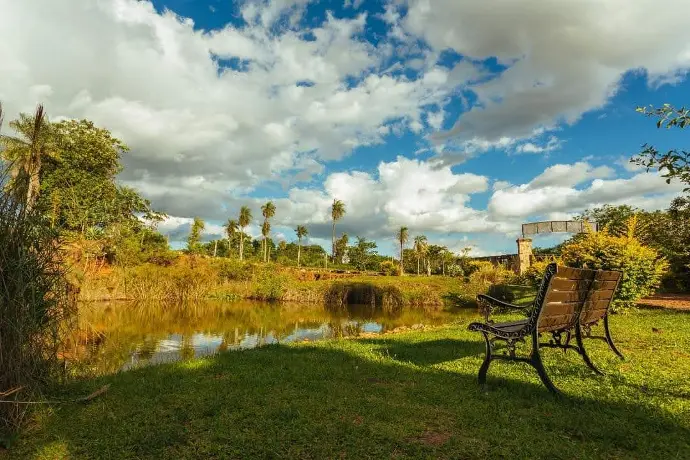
(468, 263, 623, 395)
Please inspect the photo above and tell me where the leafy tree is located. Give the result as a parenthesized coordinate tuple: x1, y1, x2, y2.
(413, 235, 428, 275)
(261, 201, 276, 262)
(187, 217, 205, 254)
(225, 219, 238, 258)
(396, 227, 409, 274)
(295, 225, 308, 267)
(0, 104, 53, 210)
(39, 119, 154, 236)
(579, 205, 639, 234)
(634, 104, 689, 191)
(238, 206, 252, 261)
(331, 199, 346, 260)
(348, 236, 378, 271)
(335, 233, 349, 263)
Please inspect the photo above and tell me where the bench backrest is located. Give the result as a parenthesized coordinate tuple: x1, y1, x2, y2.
(531, 264, 621, 333)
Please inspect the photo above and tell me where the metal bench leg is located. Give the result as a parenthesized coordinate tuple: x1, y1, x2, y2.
(478, 332, 493, 386)
(575, 323, 604, 375)
(604, 315, 624, 360)
(530, 331, 561, 396)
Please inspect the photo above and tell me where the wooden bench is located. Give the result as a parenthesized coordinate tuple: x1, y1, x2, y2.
(468, 263, 623, 395)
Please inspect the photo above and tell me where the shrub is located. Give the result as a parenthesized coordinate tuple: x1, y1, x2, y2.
(379, 260, 399, 276)
(560, 229, 668, 311)
(486, 284, 515, 303)
(252, 266, 288, 301)
(519, 257, 561, 288)
(215, 259, 253, 281)
(467, 261, 513, 286)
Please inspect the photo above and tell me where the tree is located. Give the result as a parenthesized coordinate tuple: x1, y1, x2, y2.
(413, 235, 428, 275)
(633, 104, 690, 191)
(335, 233, 349, 263)
(295, 225, 308, 267)
(331, 199, 346, 261)
(348, 236, 378, 271)
(225, 219, 239, 258)
(396, 227, 409, 274)
(579, 205, 639, 234)
(36, 119, 149, 236)
(0, 104, 53, 210)
(261, 201, 276, 262)
(238, 206, 252, 261)
(187, 217, 205, 253)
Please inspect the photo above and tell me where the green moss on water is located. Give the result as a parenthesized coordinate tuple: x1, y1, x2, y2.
(9, 309, 690, 459)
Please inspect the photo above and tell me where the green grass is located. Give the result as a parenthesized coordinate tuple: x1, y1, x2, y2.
(7, 309, 690, 459)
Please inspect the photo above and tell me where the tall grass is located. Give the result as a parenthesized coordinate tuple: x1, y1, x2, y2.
(0, 169, 73, 439)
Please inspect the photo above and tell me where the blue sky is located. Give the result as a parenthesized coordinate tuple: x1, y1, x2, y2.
(1, 0, 688, 256)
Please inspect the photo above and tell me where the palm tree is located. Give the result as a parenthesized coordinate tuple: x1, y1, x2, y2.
(413, 235, 428, 275)
(396, 226, 409, 274)
(261, 220, 271, 262)
(238, 206, 252, 262)
(261, 201, 276, 262)
(0, 104, 53, 210)
(331, 199, 346, 261)
(295, 225, 308, 267)
(225, 219, 238, 258)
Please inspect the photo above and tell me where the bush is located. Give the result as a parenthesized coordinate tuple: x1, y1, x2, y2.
(252, 267, 288, 301)
(486, 284, 515, 303)
(560, 230, 668, 311)
(519, 257, 561, 288)
(215, 259, 253, 281)
(467, 261, 513, 286)
(379, 260, 399, 276)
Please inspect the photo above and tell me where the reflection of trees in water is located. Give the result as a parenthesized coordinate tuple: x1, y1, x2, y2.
(328, 321, 364, 338)
(137, 336, 159, 362)
(179, 335, 195, 361)
(64, 300, 471, 376)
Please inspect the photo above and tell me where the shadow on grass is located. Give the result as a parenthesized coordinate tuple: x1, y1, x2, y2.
(354, 338, 486, 366)
(11, 338, 690, 459)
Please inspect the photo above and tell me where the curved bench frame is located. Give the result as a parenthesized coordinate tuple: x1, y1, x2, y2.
(468, 263, 623, 395)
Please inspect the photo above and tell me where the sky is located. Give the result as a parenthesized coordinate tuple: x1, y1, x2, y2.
(1, 0, 689, 256)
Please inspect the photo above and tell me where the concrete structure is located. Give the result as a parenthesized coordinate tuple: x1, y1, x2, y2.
(516, 238, 533, 274)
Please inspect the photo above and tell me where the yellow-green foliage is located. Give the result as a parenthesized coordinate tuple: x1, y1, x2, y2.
(379, 260, 399, 276)
(467, 261, 513, 286)
(560, 225, 668, 310)
(523, 257, 561, 288)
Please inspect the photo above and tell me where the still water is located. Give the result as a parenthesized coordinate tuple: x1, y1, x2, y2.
(65, 301, 478, 374)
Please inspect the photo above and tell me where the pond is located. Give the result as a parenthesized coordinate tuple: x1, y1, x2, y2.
(63, 300, 479, 375)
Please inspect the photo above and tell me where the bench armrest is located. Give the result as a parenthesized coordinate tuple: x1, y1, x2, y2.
(477, 294, 530, 323)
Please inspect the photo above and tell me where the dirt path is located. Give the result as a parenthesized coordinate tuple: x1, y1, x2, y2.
(637, 294, 690, 311)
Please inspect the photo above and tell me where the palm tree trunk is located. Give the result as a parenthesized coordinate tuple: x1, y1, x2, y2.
(331, 221, 336, 261)
(297, 239, 302, 267)
(239, 231, 244, 261)
(213, 240, 218, 257)
(399, 241, 404, 274)
(417, 256, 420, 275)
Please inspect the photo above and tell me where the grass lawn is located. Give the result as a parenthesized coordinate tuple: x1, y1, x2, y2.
(7, 309, 690, 459)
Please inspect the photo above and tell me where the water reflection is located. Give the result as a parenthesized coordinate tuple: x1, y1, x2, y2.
(63, 300, 478, 375)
